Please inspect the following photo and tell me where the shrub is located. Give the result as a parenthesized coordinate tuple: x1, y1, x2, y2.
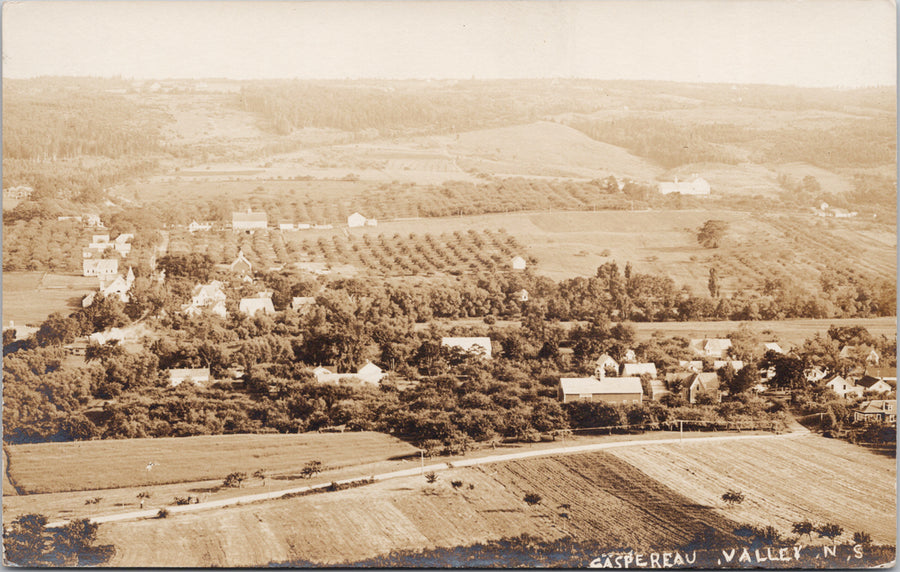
(451, 480, 463, 489)
(523, 492, 542, 505)
(853, 531, 872, 545)
(755, 525, 783, 544)
(817, 523, 844, 543)
(792, 520, 814, 539)
(156, 508, 169, 519)
(424, 471, 438, 484)
(721, 490, 745, 506)
(301, 460, 323, 479)
(173, 496, 191, 506)
(223, 471, 247, 488)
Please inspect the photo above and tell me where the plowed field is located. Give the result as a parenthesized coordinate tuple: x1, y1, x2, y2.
(609, 434, 896, 544)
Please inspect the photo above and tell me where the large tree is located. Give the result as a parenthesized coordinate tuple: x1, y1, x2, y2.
(35, 312, 80, 347)
(697, 220, 728, 249)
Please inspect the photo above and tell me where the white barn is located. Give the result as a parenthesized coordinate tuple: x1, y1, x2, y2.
(233, 210, 268, 231)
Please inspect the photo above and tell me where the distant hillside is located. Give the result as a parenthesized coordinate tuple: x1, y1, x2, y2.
(444, 121, 664, 180)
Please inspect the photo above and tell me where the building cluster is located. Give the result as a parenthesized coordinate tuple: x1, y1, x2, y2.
(82, 232, 134, 277)
(557, 337, 896, 426)
(58, 213, 104, 227)
(814, 202, 858, 218)
(215, 210, 379, 233)
(77, 223, 139, 308)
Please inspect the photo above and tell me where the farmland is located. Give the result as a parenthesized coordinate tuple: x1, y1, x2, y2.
(609, 435, 896, 545)
(117, 175, 640, 223)
(627, 316, 898, 347)
(1, 272, 99, 326)
(0, 431, 754, 524)
(1, 78, 895, 568)
(90, 433, 895, 567)
(165, 208, 895, 296)
(171, 227, 528, 276)
(96, 450, 740, 567)
(4, 432, 417, 495)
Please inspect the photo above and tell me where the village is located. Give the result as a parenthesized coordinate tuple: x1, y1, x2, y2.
(4, 205, 893, 440)
(1, 7, 895, 561)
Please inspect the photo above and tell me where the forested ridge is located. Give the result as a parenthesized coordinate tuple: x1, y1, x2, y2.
(568, 116, 895, 170)
(2, 86, 163, 161)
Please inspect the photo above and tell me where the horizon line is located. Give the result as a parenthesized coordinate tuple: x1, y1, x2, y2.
(3, 75, 896, 90)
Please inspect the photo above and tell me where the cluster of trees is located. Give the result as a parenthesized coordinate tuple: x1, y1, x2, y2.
(777, 172, 896, 222)
(3, 514, 114, 566)
(567, 114, 893, 174)
(569, 117, 747, 168)
(566, 394, 785, 431)
(282, 525, 893, 568)
(755, 120, 895, 169)
(2, 90, 162, 161)
(3, 82, 166, 204)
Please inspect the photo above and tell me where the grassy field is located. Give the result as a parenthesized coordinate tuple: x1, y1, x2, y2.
(628, 316, 897, 347)
(92, 433, 894, 567)
(2, 272, 98, 326)
(4, 432, 418, 495)
(444, 121, 664, 180)
(609, 435, 897, 545)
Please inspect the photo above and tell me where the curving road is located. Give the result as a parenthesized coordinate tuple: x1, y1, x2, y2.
(45, 428, 808, 528)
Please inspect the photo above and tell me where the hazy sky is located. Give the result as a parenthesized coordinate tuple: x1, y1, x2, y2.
(2, 0, 896, 87)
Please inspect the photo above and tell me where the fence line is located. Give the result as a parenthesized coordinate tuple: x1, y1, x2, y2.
(549, 418, 781, 436)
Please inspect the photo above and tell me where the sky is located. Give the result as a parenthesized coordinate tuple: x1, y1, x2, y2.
(2, 0, 896, 87)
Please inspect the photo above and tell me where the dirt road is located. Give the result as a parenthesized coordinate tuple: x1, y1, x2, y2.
(45, 429, 807, 528)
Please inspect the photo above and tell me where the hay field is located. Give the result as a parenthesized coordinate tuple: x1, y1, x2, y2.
(5, 432, 417, 495)
(609, 435, 896, 544)
(2, 272, 98, 326)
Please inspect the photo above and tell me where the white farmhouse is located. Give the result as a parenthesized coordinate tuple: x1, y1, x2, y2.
(83, 259, 119, 277)
(169, 368, 211, 388)
(659, 176, 711, 196)
(239, 293, 275, 316)
(347, 212, 368, 227)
